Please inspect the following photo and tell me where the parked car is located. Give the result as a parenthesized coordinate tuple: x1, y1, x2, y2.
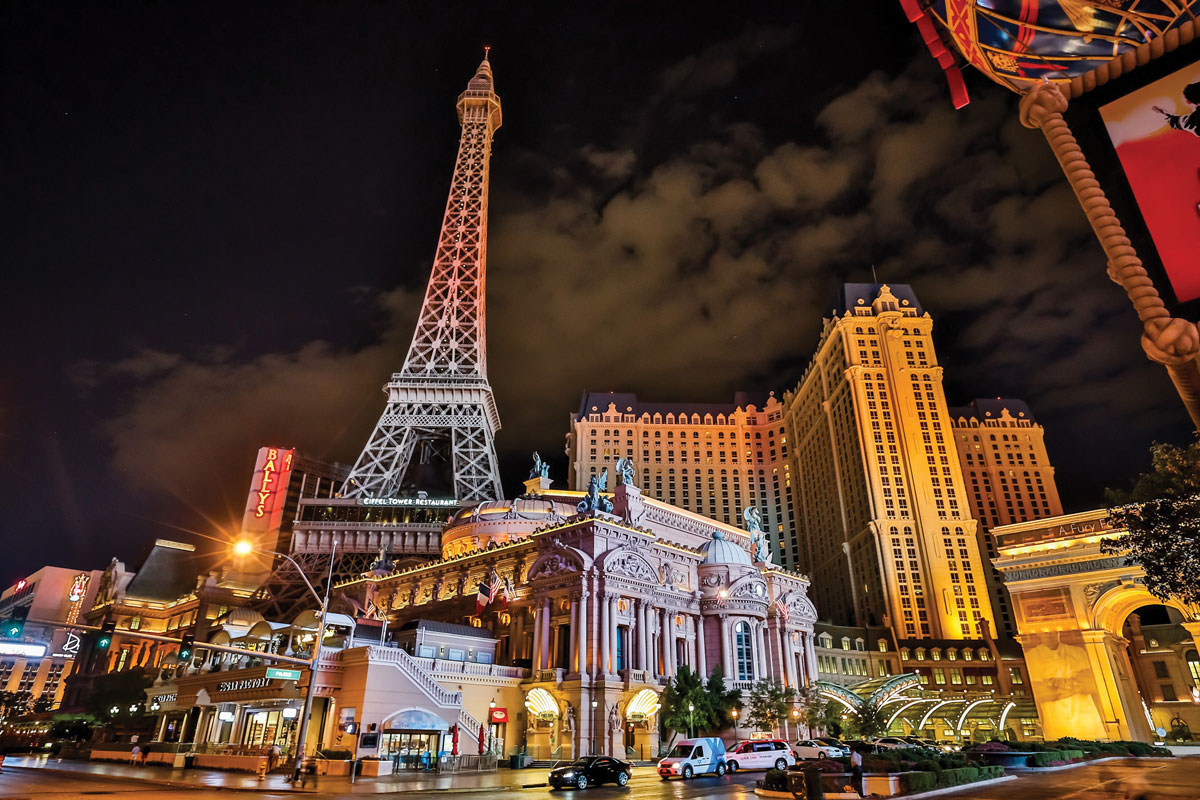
(842, 740, 883, 755)
(793, 739, 847, 759)
(872, 737, 917, 750)
(549, 756, 633, 790)
(815, 737, 849, 752)
(936, 740, 962, 752)
(725, 739, 796, 772)
(657, 737, 727, 780)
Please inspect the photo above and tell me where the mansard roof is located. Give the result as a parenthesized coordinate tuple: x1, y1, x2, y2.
(948, 398, 1037, 425)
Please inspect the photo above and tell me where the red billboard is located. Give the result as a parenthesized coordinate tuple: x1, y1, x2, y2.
(1099, 61, 1200, 304)
(241, 446, 296, 534)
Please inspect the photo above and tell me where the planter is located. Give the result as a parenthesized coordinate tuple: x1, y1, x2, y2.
(318, 758, 351, 776)
(864, 773, 904, 796)
(359, 759, 393, 777)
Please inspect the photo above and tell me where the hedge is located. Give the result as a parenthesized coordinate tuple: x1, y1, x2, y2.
(762, 768, 788, 791)
(902, 771, 936, 793)
(1027, 749, 1084, 767)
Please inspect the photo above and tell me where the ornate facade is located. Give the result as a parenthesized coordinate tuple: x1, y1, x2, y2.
(337, 477, 819, 759)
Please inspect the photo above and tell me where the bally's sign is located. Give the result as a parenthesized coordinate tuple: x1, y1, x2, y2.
(152, 693, 178, 704)
(217, 677, 271, 693)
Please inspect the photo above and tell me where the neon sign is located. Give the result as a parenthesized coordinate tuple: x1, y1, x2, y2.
(241, 447, 296, 533)
(65, 573, 90, 626)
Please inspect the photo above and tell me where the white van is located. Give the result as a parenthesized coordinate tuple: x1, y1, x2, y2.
(657, 737, 727, 780)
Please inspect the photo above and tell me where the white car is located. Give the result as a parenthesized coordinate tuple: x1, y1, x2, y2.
(872, 737, 916, 750)
(724, 739, 796, 773)
(793, 739, 846, 759)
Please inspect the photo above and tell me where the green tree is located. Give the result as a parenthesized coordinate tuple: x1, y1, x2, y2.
(0, 690, 32, 721)
(703, 667, 742, 730)
(797, 690, 842, 738)
(660, 665, 708, 740)
(745, 679, 795, 735)
(33, 694, 54, 714)
(848, 697, 888, 740)
(1105, 438, 1200, 605)
(83, 669, 153, 723)
(50, 717, 93, 742)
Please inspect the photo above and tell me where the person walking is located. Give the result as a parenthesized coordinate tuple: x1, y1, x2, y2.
(850, 747, 864, 797)
(268, 743, 280, 772)
(129, 744, 141, 767)
(140, 745, 151, 768)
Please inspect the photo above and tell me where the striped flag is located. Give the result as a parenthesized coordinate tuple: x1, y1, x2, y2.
(773, 598, 790, 623)
(502, 575, 515, 606)
(488, 572, 504, 604)
(475, 581, 491, 614)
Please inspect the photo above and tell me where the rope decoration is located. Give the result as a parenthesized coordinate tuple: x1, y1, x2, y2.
(1019, 81, 1200, 424)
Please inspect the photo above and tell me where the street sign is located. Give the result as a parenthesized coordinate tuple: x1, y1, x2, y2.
(265, 667, 302, 681)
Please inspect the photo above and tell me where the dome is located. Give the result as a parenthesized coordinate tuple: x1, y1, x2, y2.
(700, 530, 752, 566)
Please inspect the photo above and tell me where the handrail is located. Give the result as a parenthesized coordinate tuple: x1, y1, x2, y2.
(369, 647, 462, 708)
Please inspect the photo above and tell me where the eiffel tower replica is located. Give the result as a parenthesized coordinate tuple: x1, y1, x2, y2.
(254, 53, 504, 618)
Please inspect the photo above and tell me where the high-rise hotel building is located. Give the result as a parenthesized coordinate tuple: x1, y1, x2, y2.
(567, 284, 1005, 643)
(948, 399, 1063, 637)
(566, 392, 797, 558)
(780, 284, 995, 640)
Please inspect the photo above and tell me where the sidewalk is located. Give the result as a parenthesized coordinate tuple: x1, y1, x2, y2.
(3, 755, 659, 794)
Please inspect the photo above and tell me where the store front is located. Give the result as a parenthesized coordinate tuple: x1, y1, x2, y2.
(379, 708, 450, 769)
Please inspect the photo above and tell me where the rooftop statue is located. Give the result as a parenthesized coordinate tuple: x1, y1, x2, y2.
(529, 451, 550, 480)
(615, 457, 636, 487)
(744, 506, 771, 564)
(577, 468, 614, 515)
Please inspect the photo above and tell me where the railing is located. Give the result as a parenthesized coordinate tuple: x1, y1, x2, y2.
(621, 668, 649, 684)
(407, 657, 527, 680)
(533, 668, 564, 683)
(370, 647, 462, 708)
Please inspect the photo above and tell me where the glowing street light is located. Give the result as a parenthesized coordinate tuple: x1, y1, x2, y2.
(688, 703, 695, 738)
(233, 537, 338, 782)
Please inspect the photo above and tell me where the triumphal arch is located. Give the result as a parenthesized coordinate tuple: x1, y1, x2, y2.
(992, 510, 1200, 742)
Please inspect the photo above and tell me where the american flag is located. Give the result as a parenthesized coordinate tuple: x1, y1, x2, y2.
(773, 598, 790, 623)
(488, 572, 504, 604)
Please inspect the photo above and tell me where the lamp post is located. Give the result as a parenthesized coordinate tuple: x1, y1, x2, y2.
(731, 708, 739, 737)
(591, 699, 598, 756)
(488, 699, 496, 756)
(234, 537, 337, 783)
(790, 707, 799, 743)
(687, 703, 694, 739)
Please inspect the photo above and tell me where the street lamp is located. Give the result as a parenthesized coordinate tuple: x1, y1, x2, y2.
(688, 703, 695, 739)
(110, 706, 119, 715)
(234, 536, 338, 783)
(591, 699, 599, 755)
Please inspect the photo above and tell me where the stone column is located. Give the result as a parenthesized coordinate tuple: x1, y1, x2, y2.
(638, 600, 649, 672)
(696, 614, 708, 678)
(577, 587, 589, 678)
(661, 609, 671, 677)
(609, 596, 619, 673)
(540, 597, 552, 670)
(569, 597, 580, 675)
(600, 592, 611, 676)
(719, 615, 732, 679)
(531, 604, 542, 670)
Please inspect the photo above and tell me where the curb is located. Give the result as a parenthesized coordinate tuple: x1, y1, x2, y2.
(901, 774, 1017, 799)
(4, 764, 311, 794)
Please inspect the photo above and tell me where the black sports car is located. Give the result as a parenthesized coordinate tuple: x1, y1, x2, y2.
(548, 756, 633, 789)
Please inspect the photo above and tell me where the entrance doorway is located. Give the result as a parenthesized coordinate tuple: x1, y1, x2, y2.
(1121, 604, 1200, 742)
(381, 730, 441, 770)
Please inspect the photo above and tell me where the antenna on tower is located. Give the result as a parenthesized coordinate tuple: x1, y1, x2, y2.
(483, 45, 491, 60)
(871, 264, 879, 283)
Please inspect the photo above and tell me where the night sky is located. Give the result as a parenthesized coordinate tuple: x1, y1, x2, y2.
(2, 2, 1192, 581)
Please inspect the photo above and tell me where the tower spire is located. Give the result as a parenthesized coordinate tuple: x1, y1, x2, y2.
(343, 57, 505, 502)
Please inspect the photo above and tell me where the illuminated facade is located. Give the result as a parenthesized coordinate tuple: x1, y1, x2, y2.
(781, 284, 996, 642)
(949, 399, 1064, 637)
(993, 509, 1200, 742)
(566, 392, 795, 558)
(0, 567, 102, 711)
(334, 477, 820, 760)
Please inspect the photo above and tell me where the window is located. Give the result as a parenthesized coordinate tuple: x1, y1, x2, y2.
(1153, 661, 1170, 679)
(877, 639, 888, 653)
(933, 668, 946, 685)
(1186, 650, 1200, 684)
(734, 622, 754, 681)
(1162, 684, 1178, 702)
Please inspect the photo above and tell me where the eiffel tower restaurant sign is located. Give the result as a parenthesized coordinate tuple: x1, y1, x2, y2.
(242, 447, 296, 533)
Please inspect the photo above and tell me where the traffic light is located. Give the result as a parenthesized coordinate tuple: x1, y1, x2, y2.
(178, 633, 194, 662)
(0, 606, 29, 640)
(96, 620, 115, 650)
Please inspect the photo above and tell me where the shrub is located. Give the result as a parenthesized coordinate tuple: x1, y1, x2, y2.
(903, 771, 936, 793)
(1028, 749, 1083, 767)
(808, 759, 846, 773)
(969, 741, 1012, 753)
(761, 768, 788, 791)
(1123, 741, 1156, 757)
(318, 748, 353, 760)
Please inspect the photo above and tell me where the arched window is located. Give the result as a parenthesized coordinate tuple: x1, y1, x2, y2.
(734, 622, 754, 681)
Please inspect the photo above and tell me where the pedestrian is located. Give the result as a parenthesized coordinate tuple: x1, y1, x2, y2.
(850, 747, 864, 797)
(140, 745, 151, 767)
(130, 743, 141, 767)
(268, 743, 280, 772)
(299, 755, 318, 790)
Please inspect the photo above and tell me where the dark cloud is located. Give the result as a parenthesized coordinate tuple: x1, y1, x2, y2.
(49, 29, 1200, 563)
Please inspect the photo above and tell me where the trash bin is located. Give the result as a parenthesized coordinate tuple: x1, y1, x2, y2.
(510, 754, 523, 769)
(183, 754, 196, 770)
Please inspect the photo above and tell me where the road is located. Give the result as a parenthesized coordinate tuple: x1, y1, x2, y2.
(0, 757, 1194, 799)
